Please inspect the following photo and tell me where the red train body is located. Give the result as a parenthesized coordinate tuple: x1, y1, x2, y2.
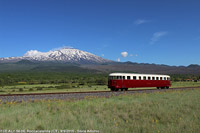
(108, 73, 171, 91)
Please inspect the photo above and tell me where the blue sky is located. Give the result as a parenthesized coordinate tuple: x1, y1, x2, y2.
(0, 0, 200, 66)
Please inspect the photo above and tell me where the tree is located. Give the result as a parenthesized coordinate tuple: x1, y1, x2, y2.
(0, 78, 4, 87)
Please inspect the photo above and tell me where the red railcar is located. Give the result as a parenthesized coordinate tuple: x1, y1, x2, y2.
(108, 73, 171, 91)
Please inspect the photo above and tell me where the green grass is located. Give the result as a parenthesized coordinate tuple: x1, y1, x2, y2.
(0, 88, 200, 132)
(171, 81, 200, 87)
(0, 81, 200, 95)
(0, 84, 109, 94)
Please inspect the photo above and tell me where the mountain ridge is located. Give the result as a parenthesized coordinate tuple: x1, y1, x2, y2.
(0, 48, 112, 64)
(0, 48, 200, 75)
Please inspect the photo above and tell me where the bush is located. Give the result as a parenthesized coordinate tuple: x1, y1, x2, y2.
(36, 87, 43, 91)
(56, 84, 72, 89)
(19, 88, 23, 92)
(48, 86, 54, 88)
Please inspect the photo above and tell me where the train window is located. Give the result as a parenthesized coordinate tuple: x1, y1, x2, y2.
(156, 77, 159, 80)
(167, 77, 170, 80)
(152, 77, 155, 80)
(120, 76, 122, 79)
(160, 77, 163, 80)
(164, 77, 166, 80)
(117, 76, 122, 79)
(123, 76, 125, 80)
(139, 76, 142, 80)
(143, 76, 146, 80)
(148, 77, 151, 80)
(133, 76, 137, 80)
(127, 76, 131, 79)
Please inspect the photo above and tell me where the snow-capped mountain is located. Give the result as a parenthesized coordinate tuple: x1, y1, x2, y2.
(0, 48, 112, 64)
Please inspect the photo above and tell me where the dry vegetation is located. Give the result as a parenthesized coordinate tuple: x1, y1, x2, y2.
(0, 88, 200, 132)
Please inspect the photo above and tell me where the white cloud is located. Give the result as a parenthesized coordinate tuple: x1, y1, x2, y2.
(150, 31, 168, 44)
(52, 46, 73, 51)
(135, 19, 150, 25)
(24, 46, 74, 57)
(130, 54, 138, 57)
(117, 58, 120, 62)
(121, 52, 128, 57)
(24, 50, 43, 57)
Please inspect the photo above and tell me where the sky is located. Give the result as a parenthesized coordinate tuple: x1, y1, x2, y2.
(0, 0, 200, 66)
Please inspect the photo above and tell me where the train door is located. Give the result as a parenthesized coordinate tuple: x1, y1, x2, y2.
(116, 76, 122, 88)
(122, 76, 126, 88)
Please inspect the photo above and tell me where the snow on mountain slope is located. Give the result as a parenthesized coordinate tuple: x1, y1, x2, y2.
(0, 48, 112, 64)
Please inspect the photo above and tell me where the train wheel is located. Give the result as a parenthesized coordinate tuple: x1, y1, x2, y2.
(110, 88, 115, 91)
(121, 88, 124, 91)
(115, 89, 119, 91)
(166, 86, 169, 89)
(125, 88, 128, 91)
(157, 87, 160, 89)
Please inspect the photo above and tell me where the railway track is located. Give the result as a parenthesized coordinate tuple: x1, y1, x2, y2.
(0, 86, 200, 103)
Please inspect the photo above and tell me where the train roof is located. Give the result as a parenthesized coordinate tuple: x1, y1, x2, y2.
(109, 73, 170, 77)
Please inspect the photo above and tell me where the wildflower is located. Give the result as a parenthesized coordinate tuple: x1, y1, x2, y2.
(115, 123, 118, 127)
(126, 120, 128, 123)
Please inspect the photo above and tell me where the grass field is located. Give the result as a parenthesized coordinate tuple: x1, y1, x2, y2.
(0, 88, 200, 132)
(0, 81, 200, 94)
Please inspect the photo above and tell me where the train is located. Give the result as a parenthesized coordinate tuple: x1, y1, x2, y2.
(108, 73, 171, 91)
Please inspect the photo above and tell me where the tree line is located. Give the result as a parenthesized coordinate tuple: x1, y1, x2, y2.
(0, 72, 108, 86)
(0, 72, 199, 87)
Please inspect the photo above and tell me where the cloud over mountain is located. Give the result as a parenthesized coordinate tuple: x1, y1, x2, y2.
(121, 52, 128, 57)
(24, 50, 43, 57)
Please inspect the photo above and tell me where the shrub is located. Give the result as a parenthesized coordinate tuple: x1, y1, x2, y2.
(48, 86, 54, 88)
(19, 88, 23, 92)
(36, 87, 43, 91)
(56, 84, 72, 89)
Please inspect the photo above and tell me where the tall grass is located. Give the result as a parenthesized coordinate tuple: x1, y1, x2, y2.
(0, 89, 200, 132)
(1, 81, 200, 95)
